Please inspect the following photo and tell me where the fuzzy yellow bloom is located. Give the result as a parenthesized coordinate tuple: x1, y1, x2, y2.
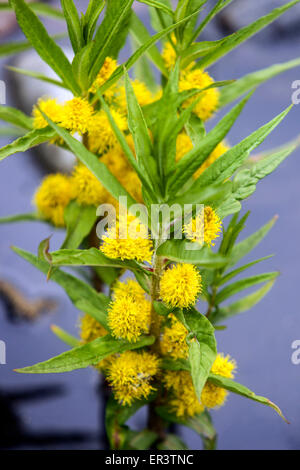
(201, 354, 236, 409)
(180, 69, 219, 121)
(108, 291, 151, 343)
(32, 97, 63, 129)
(101, 214, 153, 263)
(61, 97, 94, 134)
(117, 80, 154, 112)
(161, 313, 189, 359)
(107, 351, 160, 406)
(160, 264, 202, 309)
(79, 314, 114, 371)
(161, 38, 177, 71)
(71, 163, 106, 206)
(113, 279, 146, 302)
(89, 57, 118, 101)
(176, 132, 194, 161)
(164, 370, 204, 418)
(87, 109, 127, 154)
(34, 173, 74, 227)
(194, 141, 229, 179)
(184, 206, 222, 247)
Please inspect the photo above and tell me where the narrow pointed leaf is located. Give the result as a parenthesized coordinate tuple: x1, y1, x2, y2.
(0, 128, 55, 161)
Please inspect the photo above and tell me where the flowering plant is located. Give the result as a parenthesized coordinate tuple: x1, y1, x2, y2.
(1, 0, 299, 450)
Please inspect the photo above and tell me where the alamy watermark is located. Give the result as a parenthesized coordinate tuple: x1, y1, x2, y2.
(0, 80, 6, 105)
(291, 81, 300, 104)
(96, 197, 205, 250)
(291, 340, 300, 365)
(0, 340, 6, 365)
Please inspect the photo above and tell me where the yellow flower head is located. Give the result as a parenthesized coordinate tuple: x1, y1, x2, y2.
(117, 80, 154, 112)
(180, 69, 219, 121)
(184, 206, 222, 247)
(108, 292, 151, 343)
(113, 279, 146, 302)
(107, 350, 160, 406)
(101, 214, 153, 263)
(32, 97, 63, 129)
(34, 173, 74, 227)
(201, 354, 236, 409)
(164, 370, 204, 418)
(176, 132, 193, 161)
(161, 37, 177, 71)
(160, 263, 202, 309)
(87, 109, 127, 154)
(161, 313, 189, 359)
(80, 313, 108, 343)
(71, 163, 106, 206)
(194, 141, 229, 179)
(61, 97, 94, 134)
(89, 57, 118, 101)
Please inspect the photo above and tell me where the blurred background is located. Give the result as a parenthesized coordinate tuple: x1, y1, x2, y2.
(0, 0, 300, 450)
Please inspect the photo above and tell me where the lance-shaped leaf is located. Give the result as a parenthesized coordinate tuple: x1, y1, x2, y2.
(228, 216, 277, 268)
(61, 0, 83, 53)
(0, 105, 33, 130)
(12, 247, 110, 329)
(220, 58, 300, 108)
(138, 0, 173, 16)
(183, 308, 217, 400)
(168, 93, 251, 195)
(217, 255, 273, 286)
(0, 128, 56, 161)
(61, 201, 97, 250)
(195, 106, 292, 189)
(15, 334, 154, 374)
(9, 0, 80, 95)
(82, 0, 105, 43)
(51, 325, 80, 348)
(39, 112, 137, 208)
(7, 66, 67, 90)
(1, 2, 64, 19)
(208, 373, 288, 422)
(215, 271, 279, 304)
(126, 430, 158, 450)
(189, 0, 233, 43)
(88, 0, 134, 84)
(211, 280, 276, 324)
(197, 0, 300, 69)
(158, 434, 188, 450)
(0, 213, 41, 224)
(157, 241, 228, 268)
(231, 143, 297, 202)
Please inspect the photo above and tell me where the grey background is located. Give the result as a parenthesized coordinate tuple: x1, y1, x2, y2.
(0, 0, 300, 449)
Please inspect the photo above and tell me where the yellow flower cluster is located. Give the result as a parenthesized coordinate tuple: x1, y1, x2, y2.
(160, 263, 202, 309)
(87, 109, 127, 155)
(32, 98, 63, 129)
(106, 350, 160, 406)
(89, 56, 118, 101)
(101, 214, 153, 262)
(164, 354, 236, 418)
(71, 163, 107, 206)
(184, 206, 222, 247)
(108, 279, 151, 342)
(34, 173, 74, 227)
(160, 313, 189, 359)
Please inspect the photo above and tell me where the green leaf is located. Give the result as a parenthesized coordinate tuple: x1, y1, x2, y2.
(15, 334, 154, 374)
(157, 241, 228, 268)
(82, 0, 105, 43)
(94, 266, 120, 287)
(229, 216, 277, 267)
(158, 434, 188, 450)
(62, 201, 97, 249)
(197, 0, 300, 69)
(137, 0, 173, 16)
(211, 280, 276, 324)
(0, 2, 65, 19)
(7, 65, 67, 90)
(0, 105, 33, 130)
(129, 11, 167, 75)
(12, 246, 110, 329)
(208, 373, 288, 422)
(197, 106, 292, 188)
(9, 0, 80, 94)
(88, 0, 134, 84)
(183, 308, 217, 400)
(127, 430, 158, 450)
(215, 272, 279, 304)
(220, 58, 300, 108)
(218, 255, 273, 286)
(169, 178, 232, 207)
(232, 144, 297, 201)
(0, 213, 41, 224)
(72, 43, 94, 91)
(168, 93, 251, 195)
(189, 0, 233, 43)
(131, 36, 157, 92)
(0, 128, 55, 161)
(51, 324, 80, 348)
(39, 112, 137, 208)
(0, 34, 66, 58)
(61, 0, 83, 53)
